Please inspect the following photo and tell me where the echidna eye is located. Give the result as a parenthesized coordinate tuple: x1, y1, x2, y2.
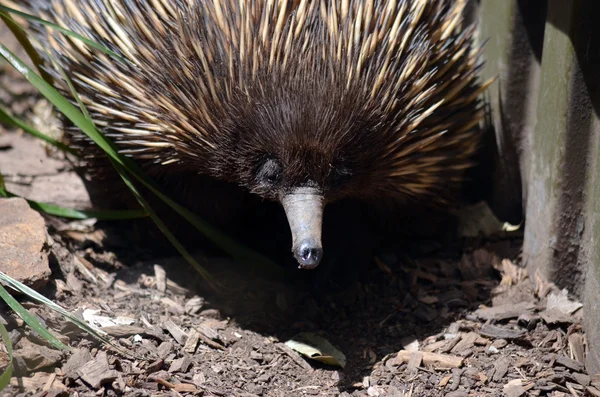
(256, 158, 283, 186)
(331, 166, 352, 188)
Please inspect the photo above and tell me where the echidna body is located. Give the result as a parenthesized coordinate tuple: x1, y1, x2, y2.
(10, 0, 488, 269)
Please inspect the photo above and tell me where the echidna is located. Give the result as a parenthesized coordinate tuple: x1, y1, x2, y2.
(9, 0, 489, 269)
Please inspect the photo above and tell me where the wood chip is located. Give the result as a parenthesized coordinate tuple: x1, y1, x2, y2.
(587, 386, 600, 397)
(439, 375, 452, 387)
(418, 296, 438, 304)
(157, 342, 174, 359)
(10, 372, 67, 392)
(440, 335, 462, 353)
(162, 320, 188, 345)
(395, 350, 463, 369)
(173, 383, 199, 393)
(566, 382, 581, 397)
(503, 379, 526, 397)
(479, 324, 526, 340)
(423, 340, 448, 353)
(492, 357, 510, 382)
(61, 348, 91, 379)
(451, 332, 479, 354)
(198, 324, 220, 342)
(14, 339, 63, 373)
(153, 265, 167, 293)
(77, 351, 119, 388)
(400, 336, 419, 352)
(168, 357, 192, 373)
(185, 297, 205, 315)
(101, 325, 147, 337)
(42, 372, 58, 392)
(554, 354, 584, 372)
(160, 297, 185, 314)
(406, 351, 423, 373)
(573, 372, 590, 386)
(568, 333, 585, 364)
(277, 343, 314, 372)
(0, 198, 51, 289)
(197, 330, 226, 350)
(540, 309, 576, 325)
(474, 302, 535, 321)
(183, 329, 201, 354)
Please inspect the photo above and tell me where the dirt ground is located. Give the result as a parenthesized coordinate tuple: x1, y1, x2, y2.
(0, 28, 597, 397)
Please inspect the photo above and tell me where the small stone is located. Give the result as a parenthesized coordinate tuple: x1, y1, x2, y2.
(486, 346, 499, 354)
(0, 198, 51, 289)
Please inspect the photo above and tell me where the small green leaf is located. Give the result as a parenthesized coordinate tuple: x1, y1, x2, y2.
(285, 333, 346, 368)
(0, 320, 13, 391)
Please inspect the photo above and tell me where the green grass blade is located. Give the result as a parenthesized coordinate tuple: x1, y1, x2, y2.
(112, 160, 220, 289)
(27, 201, 147, 220)
(0, 6, 130, 65)
(0, 184, 147, 220)
(0, 10, 52, 84)
(0, 106, 77, 155)
(0, 43, 121, 162)
(0, 320, 12, 391)
(49, 52, 93, 122)
(0, 272, 142, 359)
(0, 282, 69, 351)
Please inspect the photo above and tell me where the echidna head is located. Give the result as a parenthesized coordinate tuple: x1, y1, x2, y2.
(245, 150, 358, 270)
(216, 80, 379, 270)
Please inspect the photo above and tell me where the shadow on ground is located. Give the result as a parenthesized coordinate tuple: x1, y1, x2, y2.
(97, 226, 521, 393)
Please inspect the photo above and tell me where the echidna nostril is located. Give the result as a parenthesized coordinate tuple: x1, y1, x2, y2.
(294, 242, 323, 269)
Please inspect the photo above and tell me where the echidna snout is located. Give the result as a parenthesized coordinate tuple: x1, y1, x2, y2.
(281, 188, 324, 269)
